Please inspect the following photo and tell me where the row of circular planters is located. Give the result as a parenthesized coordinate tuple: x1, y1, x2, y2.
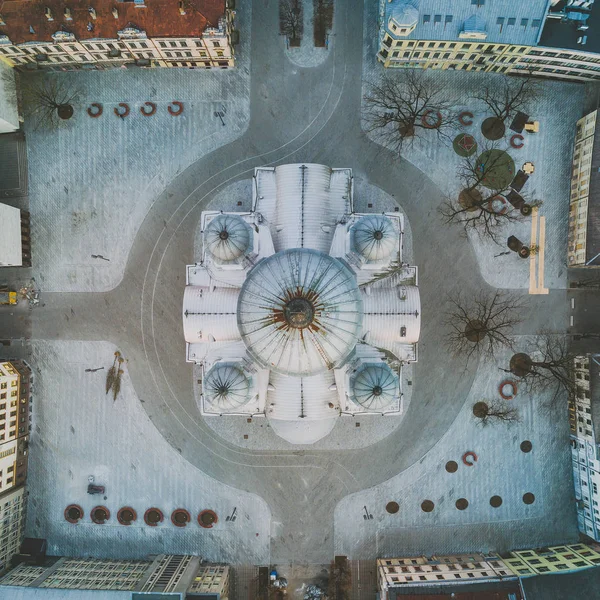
(65, 505, 217, 528)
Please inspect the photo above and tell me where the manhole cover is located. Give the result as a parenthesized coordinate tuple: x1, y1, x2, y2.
(386, 501, 400, 514)
(445, 461, 458, 473)
(520, 440, 533, 453)
(523, 493, 535, 505)
(421, 500, 435, 513)
(455, 498, 469, 510)
(490, 495, 503, 508)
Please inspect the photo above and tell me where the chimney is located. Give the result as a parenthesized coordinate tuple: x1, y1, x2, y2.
(112, 7, 118, 18)
(179, 1, 186, 15)
(44, 7, 53, 21)
(89, 7, 97, 19)
(64, 8, 72, 20)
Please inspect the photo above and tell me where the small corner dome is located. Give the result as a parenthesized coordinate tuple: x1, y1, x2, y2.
(350, 362, 398, 410)
(205, 214, 251, 262)
(204, 363, 251, 410)
(351, 215, 397, 261)
(389, 0, 419, 27)
(463, 14, 486, 33)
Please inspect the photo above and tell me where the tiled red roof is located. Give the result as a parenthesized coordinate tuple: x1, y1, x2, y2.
(0, 0, 226, 44)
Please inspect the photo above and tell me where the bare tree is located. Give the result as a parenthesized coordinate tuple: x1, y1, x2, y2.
(279, 0, 303, 44)
(20, 76, 79, 130)
(473, 400, 520, 426)
(439, 142, 531, 243)
(507, 333, 576, 403)
(445, 290, 525, 362)
(473, 75, 540, 124)
(313, 0, 334, 47)
(363, 71, 455, 152)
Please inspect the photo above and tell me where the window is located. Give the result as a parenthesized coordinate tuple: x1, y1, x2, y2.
(434, 14, 442, 24)
(532, 19, 541, 27)
(471, 0, 485, 5)
(497, 17, 505, 25)
(423, 14, 430, 23)
(445, 15, 453, 24)
(508, 17, 516, 26)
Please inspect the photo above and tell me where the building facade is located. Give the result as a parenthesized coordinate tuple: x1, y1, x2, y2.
(0, 486, 27, 576)
(378, 545, 600, 599)
(569, 354, 600, 540)
(0, 203, 29, 268)
(0, 60, 18, 132)
(0, 0, 236, 71)
(378, 0, 600, 82)
(568, 112, 600, 267)
(0, 555, 226, 597)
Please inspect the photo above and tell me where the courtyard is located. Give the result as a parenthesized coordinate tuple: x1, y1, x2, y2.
(0, 0, 587, 573)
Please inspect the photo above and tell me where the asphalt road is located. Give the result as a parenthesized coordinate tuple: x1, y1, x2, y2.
(7, 0, 571, 563)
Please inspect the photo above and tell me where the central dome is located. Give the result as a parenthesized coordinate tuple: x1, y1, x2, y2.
(237, 248, 363, 376)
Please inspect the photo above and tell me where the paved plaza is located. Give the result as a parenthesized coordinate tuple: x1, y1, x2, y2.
(1, 0, 585, 568)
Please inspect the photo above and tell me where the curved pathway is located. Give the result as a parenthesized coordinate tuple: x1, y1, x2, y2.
(31, 0, 566, 562)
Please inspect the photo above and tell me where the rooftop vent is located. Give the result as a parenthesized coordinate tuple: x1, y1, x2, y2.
(112, 7, 119, 18)
(179, 0, 186, 15)
(44, 7, 53, 21)
(89, 7, 97, 19)
(64, 8, 72, 20)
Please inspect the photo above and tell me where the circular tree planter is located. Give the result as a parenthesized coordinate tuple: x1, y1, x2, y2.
(510, 353, 533, 377)
(64, 504, 83, 524)
(57, 104, 74, 120)
(458, 111, 474, 126)
(518, 246, 531, 259)
(455, 498, 469, 510)
(499, 380, 517, 400)
(140, 102, 157, 116)
(421, 110, 443, 129)
(520, 204, 533, 216)
(475, 149, 516, 190)
(117, 507, 137, 525)
(453, 133, 478, 157)
(487, 196, 508, 215)
(114, 103, 130, 118)
(87, 103, 103, 118)
(462, 451, 478, 466)
(481, 116, 505, 140)
(473, 402, 489, 419)
(465, 320, 486, 343)
(168, 101, 184, 116)
(445, 460, 458, 473)
(144, 507, 164, 527)
(510, 134, 525, 149)
(386, 501, 400, 514)
(91, 505, 110, 524)
(520, 440, 533, 453)
(459, 188, 483, 212)
(490, 495, 503, 508)
(198, 509, 218, 528)
(523, 492, 535, 505)
(421, 500, 435, 513)
(171, 508, 191, 527)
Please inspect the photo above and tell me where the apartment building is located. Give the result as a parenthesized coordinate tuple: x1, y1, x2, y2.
(0, 555, 225, 597)
(0, 0, 236, 71)
(378, 553, 517, 598)
(568, 112, 600, 267)
(569, 354, 600, 540)
(503, 543, 600, 576)
(378, 0, 600, 82)
(0, 486, 27, 575)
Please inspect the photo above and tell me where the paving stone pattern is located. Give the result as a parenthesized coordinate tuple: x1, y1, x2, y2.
(25, 8, 250, 293)
(24, 340, 270, 563)
(361, 0, 585, 290)
(333, 339, 578, 558)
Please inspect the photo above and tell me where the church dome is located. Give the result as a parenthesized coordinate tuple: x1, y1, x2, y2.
(237, 248, 363, 376)
(351, 215, 397, 261)
(349, 362, 398, 410)
(204, 363, 251, 410)
(205, 214, 251, 262)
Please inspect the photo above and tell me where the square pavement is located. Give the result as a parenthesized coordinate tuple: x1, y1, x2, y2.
(334, 339, 579, 558)
(24, 340, 270, 564)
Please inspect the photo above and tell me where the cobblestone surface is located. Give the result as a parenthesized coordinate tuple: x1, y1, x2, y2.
(25, 7, 250, 293)
(24, 340, 270, 563)
(361, 0, 585, 291)
(334, 338, 578, 558)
